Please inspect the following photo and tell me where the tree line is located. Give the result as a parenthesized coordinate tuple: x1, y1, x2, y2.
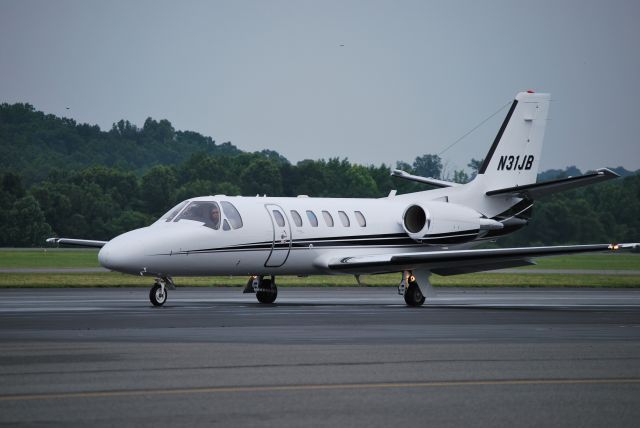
(0, 102, 638, 247)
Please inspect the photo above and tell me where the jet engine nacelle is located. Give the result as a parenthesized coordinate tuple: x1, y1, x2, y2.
(402, 201, 503, 244)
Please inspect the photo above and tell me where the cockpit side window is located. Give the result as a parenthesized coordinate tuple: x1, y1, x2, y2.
(174, 201, 221, 230)
(221, 201, 243, 229)
(160, 201, 188, 222)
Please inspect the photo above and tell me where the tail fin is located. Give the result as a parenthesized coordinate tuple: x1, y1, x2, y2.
(475, 91, 550, 192)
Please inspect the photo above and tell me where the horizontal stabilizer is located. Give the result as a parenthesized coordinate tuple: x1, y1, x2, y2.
(327, 242, 638, 274)
(391, 169, 460, 188)
(46, 238, 108, 248)
(485, 168, 619, 199)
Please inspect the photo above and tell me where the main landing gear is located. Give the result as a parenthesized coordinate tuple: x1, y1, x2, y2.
(398, 270, 434, 307)
(243, 275, 278, 304)
(149, 276, 175, 307)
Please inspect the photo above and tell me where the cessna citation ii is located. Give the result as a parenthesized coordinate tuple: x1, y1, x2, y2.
(47, 91, 638, 307)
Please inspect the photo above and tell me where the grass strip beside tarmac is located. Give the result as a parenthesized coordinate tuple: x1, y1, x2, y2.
(0, 272, 639, 288)
(0, 250, 100, 269)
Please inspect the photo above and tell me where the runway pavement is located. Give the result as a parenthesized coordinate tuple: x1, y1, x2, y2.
(0, 287, 639, 427)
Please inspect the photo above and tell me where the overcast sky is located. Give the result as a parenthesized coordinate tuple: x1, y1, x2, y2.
(1, 0, 639, 173)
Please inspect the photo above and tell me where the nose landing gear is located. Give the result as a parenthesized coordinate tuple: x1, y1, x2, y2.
(149, 276, 174, 307)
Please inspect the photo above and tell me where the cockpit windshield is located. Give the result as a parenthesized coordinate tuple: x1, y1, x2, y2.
(174, 201, 222, 230)
(159, 201, 188, 222)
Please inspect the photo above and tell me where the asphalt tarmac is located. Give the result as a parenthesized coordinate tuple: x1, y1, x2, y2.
(1, 287, 639, 427)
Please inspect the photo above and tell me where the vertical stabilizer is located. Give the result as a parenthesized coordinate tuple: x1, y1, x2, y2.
(476, 91, 550, 192)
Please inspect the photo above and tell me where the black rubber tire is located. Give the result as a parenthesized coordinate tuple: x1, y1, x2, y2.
(149, 283, 167, 307)
(404, 283, 425, 307)
(256, 279, 277, 304)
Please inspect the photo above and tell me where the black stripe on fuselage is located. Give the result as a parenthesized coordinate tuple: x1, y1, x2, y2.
(159, 231, 481, 256)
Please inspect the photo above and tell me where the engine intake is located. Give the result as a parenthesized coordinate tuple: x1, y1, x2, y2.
(403, 204, 430, 239)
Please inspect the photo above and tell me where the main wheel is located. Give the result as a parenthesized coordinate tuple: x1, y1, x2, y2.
(149, 283, 167, 307)
(404, 283, 425, 307)
(256, 278, 277, 304)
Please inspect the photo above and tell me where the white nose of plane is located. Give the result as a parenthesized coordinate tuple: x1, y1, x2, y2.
(98, 228, 151, 274)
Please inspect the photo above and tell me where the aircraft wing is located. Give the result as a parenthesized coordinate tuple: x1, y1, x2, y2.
(46, 238, 108, 248)
(485, 168, 619, 199)
(326, 243, 639, 275)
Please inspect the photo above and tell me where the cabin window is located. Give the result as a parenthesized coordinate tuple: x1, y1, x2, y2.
(222, 219, 231, 231)
(221, 201, 243, 229)
(338, 211, 350, 227)
(174, 201, 221, 230)
(290, 210, 303, 227)
(322, 211, 334, 227)
(273, 210, 286, 227)
(306, 210, 319, 227)
(354, 210, 366, 227)
(160, 201, 188, 222)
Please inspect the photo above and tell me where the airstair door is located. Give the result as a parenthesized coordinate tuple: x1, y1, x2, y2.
(264, 204, 292, 267)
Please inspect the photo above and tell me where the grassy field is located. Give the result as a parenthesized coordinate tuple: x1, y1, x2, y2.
(0, 249, 639, 288)
(0, 249, 100, 269)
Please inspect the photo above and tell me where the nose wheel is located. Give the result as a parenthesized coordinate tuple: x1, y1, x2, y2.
(149, 283, 167, 306)
(149, 277, 173, 306)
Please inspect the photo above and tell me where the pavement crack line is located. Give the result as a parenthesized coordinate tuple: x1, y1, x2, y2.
(1, 378, 639, 402)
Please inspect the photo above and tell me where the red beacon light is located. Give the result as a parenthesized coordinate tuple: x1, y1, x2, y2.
(526, 89, 535, 93)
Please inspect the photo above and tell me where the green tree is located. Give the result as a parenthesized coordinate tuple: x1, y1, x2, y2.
(1, 195, 52, 246)
(467, 158, 483, 179)
(240, 159, 283, 196)
(413, 154, 442, 179)
(452, 170, 469, 184)
(141, 165, 177, 216)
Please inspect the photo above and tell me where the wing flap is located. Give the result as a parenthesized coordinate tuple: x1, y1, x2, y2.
(327, 243, 638, 274)
(431, 259, 536, 276)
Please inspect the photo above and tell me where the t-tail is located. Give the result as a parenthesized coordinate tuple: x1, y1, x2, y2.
(474, 91, 551, 193)
(472, 91, 618, 204)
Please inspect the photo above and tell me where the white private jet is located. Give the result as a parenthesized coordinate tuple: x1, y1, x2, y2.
(47, 91, 638, 307)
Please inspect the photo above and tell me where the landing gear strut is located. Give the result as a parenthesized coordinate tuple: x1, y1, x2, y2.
(247, 275, 278, 304)
(398, 270, 433, 307)
(149, 276, 174, 307)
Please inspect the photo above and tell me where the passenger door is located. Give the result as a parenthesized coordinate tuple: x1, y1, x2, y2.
(264, 204, 292, 267)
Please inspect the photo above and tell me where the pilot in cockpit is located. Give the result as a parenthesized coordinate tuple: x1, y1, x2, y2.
(210, 204, 221, 229)
(175, 201, 222, 230)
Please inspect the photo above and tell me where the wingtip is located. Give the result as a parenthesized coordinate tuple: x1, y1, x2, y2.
(597, 168, 621, 178)
(609, 242, 640, 251)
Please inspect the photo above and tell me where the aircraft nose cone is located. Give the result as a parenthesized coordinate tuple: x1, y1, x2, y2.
(97, 244, 111, 268)
(98, 229, 150, 274)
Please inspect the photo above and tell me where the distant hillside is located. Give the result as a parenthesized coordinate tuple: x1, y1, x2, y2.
(1, 102, 638, 247)
(2, 102, 637, 185)
(0, 103, 241, 184)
